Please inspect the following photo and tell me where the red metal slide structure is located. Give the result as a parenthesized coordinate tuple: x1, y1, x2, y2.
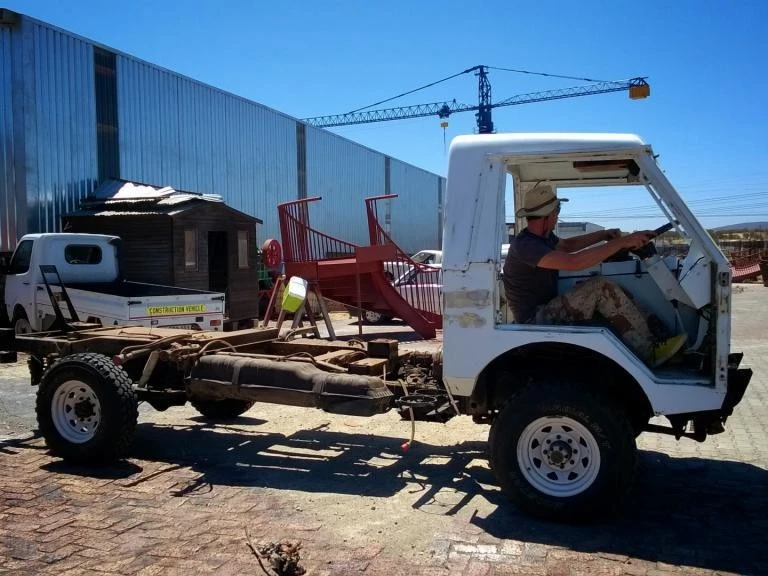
(277, 197, 441, 339)
(364, 195, 442, 328)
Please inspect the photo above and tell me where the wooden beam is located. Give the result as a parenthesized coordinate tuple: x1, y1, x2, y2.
(348, 357, 389, 376)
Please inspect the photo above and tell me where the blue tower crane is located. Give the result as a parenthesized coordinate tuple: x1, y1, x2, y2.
(303, 65, 650, 134)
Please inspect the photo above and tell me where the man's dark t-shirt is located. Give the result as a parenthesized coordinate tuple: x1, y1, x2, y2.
(502, 229, 560, 323)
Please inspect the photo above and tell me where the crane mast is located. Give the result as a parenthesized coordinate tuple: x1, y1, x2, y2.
(476, 65, 493, 134)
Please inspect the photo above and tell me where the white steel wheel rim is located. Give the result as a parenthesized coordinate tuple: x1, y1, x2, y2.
(14, 318, 31, 335)
(364, 310, 382, 323)
(517, 416, 601, 498)
(51, 380, 102, 444)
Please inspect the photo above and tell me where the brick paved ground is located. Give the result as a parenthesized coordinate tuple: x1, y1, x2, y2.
(1, 285, 767, 575)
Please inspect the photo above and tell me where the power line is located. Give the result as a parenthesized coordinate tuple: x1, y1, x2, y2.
(563, 214, 768, 220)
(567, 206, 768, 219)
(562, 194, 768, 217)
(344, 68, 474, 114)
(487, 66, 608, 83)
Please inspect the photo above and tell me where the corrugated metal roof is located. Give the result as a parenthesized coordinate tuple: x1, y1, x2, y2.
(68, 179, 262, 222)
(90, 179, 176, 199)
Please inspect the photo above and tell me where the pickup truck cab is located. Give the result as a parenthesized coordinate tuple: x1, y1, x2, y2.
(3, 233, 225, 333)
(383, 249, 442, 281)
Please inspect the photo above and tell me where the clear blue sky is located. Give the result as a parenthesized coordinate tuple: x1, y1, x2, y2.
(5, 0, 767, 231)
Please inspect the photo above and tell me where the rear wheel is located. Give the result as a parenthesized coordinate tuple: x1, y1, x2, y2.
(489, 381, 636, 522)
(190, 398, 255, 420)
(36, 353, 138, 464)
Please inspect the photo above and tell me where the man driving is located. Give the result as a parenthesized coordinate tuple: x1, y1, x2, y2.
(502, 183, 687, 368)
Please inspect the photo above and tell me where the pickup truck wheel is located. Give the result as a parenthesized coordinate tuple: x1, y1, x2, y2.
(36, 353, 138, 464)
(363, 310, 393, 324)
(190, 398, 255, 420)
(12, 310, 32, 335)
(363, 310, 384, 324)
(489, 382, 636, 522)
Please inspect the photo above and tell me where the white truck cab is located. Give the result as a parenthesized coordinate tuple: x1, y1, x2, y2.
(440, 133, 750, 519)
(3, 233, 226, 333)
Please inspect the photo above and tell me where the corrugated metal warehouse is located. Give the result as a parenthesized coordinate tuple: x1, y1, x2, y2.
(0, 9, 444, 256)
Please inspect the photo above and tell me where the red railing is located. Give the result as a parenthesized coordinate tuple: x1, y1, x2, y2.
(727, 249, 765, 268)
(365, 195, 443, 321)
(278, 197, 358, 263)
(727, 249, 766, 282)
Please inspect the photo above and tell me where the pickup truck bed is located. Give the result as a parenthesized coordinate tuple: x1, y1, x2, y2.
(67, 281, 221, 298)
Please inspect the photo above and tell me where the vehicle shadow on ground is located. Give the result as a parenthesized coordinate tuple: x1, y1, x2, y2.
(337, 332, 434, 345)
(317, 315, 441, 343)
(477, 450, 768, 575)
(131, 421, 491, 507)
(42, 458, 143, 479)
(125, 421, 767, 575)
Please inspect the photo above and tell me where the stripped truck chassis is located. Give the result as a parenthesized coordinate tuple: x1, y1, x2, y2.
(14, 324, 447, 431)
(9, 320, 751, 523)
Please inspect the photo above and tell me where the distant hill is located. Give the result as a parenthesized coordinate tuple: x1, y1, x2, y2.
(711, 222, 768, 232)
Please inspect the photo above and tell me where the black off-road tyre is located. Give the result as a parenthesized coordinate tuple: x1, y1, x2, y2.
(488, 381, 636, 523)
(190, 398, 255, 420)
(36, 353, 138, 464)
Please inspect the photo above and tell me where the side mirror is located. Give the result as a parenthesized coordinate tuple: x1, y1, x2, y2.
(0, 256, 8, 274)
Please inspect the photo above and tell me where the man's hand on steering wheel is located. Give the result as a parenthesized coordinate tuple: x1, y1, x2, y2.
(620, 231, 656, 251)
(604, 228, 622, 241)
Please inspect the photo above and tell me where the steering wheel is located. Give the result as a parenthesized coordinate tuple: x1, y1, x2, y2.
(605, 221, 676, 263)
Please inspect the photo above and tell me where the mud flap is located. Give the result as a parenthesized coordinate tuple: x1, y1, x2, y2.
(723, 367, 752, 414)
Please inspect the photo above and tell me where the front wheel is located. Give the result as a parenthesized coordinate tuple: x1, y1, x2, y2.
(36, 353, 138, 464)
(489, 382, 636, 522)
(12, 309, 32, 335)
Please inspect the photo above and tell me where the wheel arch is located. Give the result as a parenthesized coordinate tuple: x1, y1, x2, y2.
(469, 342, 653, 431)
(43, 352, 113, 382)
(12, 303, 28, 321)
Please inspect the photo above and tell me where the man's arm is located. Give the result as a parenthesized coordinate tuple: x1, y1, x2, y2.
(539, 231, 653, 272)
(557, 229, 620, 253)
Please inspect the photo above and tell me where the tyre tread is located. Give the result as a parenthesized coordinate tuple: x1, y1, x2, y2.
(36, 352, 138, 464)
(488, 381, 636, 522)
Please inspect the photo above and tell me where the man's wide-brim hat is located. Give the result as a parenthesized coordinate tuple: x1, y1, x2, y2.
(516, 184, 568, 218)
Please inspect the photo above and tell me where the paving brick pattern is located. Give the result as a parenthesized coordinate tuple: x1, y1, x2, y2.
(2, 285, 767, 575)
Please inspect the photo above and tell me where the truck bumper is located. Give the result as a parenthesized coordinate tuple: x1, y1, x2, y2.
(665, 353, 752, 441)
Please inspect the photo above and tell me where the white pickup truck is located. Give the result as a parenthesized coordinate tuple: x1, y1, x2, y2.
(2, 233, 225, 333)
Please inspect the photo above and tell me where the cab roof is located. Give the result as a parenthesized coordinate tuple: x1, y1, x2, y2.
(449, 133, 649, 158)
